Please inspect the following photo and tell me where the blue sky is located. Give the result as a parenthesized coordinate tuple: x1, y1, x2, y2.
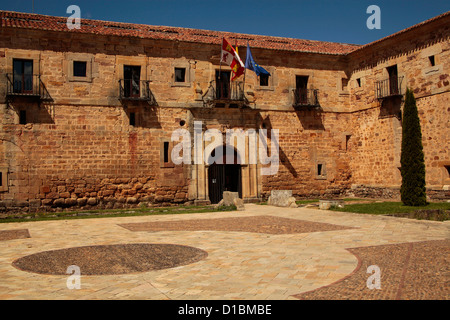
(1, 0, 449, 45)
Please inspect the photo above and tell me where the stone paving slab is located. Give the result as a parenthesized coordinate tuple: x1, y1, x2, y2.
(0, 204, 448, 300)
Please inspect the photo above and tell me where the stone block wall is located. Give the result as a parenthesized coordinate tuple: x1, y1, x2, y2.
(0, 13, 449, 214)
(343, 18, 450, 198)
(0, 103, 190, 214)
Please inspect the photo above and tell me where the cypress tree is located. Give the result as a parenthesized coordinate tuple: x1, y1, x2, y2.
(400, 88, 427, 206)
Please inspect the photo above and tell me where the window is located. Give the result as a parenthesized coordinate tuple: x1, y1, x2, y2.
(129, 112, 136, 126)
(445, 166, 450, 177)
(19, 110, 27, 125)
(0, 168, 7, 192)
(387, 65, 399, 95)
(67, 54, 93, 82)
(171, 62, 191, 87)
(345, 135, 351, 151)
(296, 76, 308, 90)
(216, 70, 231, 99)
(73, 61, 87, 77)
(174, 67, 186, 83)
(160, 141, 174, 168)
(429, 56, 436, 67)
(123, 65, 141, 98)
(315, 163, 326, 179)
(259, 74, 269, 87)
(13, 59, 33, 94)
(317, 164, 323, 176)
(295, 76, 309, 104)
(356, 78, 361, 87)
(164, 142, 170, 163)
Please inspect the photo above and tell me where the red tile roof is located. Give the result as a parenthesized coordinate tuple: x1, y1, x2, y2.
(1, 10, 449, 56)
(0, 10, 360, 55)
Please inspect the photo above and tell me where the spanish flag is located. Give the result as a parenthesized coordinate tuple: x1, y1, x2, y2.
(221, 38, 245, 81)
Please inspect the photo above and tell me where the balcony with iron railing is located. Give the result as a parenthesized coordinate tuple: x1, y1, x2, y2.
(6, 74, 52, 101)
(375, 76, 404, 100)
(293, 88, 320, 109)
(119, 79, 157, 104)
(202, 80, 248, 107)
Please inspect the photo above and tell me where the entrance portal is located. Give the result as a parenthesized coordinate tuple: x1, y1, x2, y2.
(207, 145, 242, 204)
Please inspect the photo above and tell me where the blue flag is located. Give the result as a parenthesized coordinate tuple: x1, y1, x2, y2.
(245, 44, 270, 77)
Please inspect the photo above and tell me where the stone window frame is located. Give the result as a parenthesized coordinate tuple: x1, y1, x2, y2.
(351, 71, 366, 94)
(420, 46, 443, 77)
(6, 51, 40, 76)
(170, 60, 194, 87)
(255, 66, 275, 91)
(160, 139, 175, 168)
(315, 161, 327, 180)
(117, 56, 148, 82)
(291, 71, 316, 105)
(66, 53, 94, 83)
(0, 166, 8, 192)
(126, 107, 140, 127)
(338, 75, 350, 95)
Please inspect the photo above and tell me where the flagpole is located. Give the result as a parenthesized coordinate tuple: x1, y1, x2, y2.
(242, 69, 246, 98)
(242, 42, 248, 97)
(218, 37, 223, 80)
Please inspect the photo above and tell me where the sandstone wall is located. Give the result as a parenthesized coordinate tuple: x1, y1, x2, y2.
(0, 103, 190, 213)
(345, 18, 450, 199)
(0, 15, 449, 214)
(0, 28, 349, 111)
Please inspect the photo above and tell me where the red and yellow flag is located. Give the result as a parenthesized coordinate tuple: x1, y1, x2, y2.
(221, 38, 245, 81)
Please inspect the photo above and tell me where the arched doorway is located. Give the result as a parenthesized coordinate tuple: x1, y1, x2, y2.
(207, 145, 242, 204)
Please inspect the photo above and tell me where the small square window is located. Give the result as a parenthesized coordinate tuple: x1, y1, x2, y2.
(0, 172, 2, 187)
(175, 68, 186, 83)
(73, 61, 87, 77)
(429, 56, 436, 67)
(259, 74, 270, 87)
(356, 78, 361, 87)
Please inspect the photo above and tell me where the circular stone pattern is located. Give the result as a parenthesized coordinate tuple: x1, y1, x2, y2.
(13, 243, 208, 275)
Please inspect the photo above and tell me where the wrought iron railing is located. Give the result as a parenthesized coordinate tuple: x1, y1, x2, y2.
(203, 80, 247, 106)
(375, 76, 404, 100)
(293, 88, 320, 107)
(119, 79, 156, 104)
(6, 74, 52, 101)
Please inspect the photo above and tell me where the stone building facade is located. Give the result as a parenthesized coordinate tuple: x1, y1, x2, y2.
(0, 11, 449, 213)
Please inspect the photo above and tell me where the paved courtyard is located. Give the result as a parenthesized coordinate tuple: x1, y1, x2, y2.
(0, 204, 448, 300)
